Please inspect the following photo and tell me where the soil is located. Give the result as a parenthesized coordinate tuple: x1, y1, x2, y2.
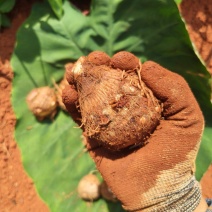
(0, 0, 49, 211)
(0, 0, 211, 211)
(180, 0, 212, 198)
(181, 0, 212, 74)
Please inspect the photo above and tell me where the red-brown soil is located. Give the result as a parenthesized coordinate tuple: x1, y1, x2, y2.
(0, 0, 211, 211)
(180, 0, 212, 74)
(0, 0, 49, 211)
(180, 0, 212, 199)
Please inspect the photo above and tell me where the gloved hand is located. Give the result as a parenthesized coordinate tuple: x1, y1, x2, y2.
(62, 53, 207, 212)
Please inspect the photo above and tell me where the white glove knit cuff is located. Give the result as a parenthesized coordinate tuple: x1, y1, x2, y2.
(133, 176, 201, 212)
(160, 176, 201, 212)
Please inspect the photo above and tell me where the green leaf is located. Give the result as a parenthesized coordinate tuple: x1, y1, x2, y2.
(11, 0, 212, 211)
(196, 126, 212, 180)
(0, 0, 15, 13)
(174, 0, 182, 4)
(0, 13, 11, 27)
(47, 0, 63, 19)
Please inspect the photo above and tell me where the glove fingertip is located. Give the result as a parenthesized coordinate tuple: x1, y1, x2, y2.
(62, 84, 82, 125)
(140, 61, 186, 101)
(62, 84, 78, 112)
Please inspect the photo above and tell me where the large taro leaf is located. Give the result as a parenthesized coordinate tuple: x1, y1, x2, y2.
(11, 0, 212, 211)
(174, 0, 182, 4)
(0, 0, 16, 13)
(47, 0, 64, 19)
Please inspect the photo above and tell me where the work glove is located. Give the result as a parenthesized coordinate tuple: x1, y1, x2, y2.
(62, 53, 206, 212)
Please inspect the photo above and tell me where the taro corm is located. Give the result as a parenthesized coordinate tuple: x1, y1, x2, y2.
(62, 51, 162, 151)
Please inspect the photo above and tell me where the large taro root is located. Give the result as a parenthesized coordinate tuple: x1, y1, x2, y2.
(64, 51, 162, 151)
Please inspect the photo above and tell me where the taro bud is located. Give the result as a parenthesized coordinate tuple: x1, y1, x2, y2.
(77, 174, 100, 201)
(26, 86, 57, 121)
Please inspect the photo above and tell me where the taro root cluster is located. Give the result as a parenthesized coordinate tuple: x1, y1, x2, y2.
(26, 86, 58, 121)
(26, 75, 71, 121)
(63, 51, 162, 151)
(77, 174, 117, 202)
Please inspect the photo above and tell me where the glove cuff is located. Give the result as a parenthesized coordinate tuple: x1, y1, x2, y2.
(132, 176, 201, 212)
(162, 176, 201, 211)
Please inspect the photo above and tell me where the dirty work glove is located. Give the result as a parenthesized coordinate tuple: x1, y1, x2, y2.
(62, 56, 206, 211)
